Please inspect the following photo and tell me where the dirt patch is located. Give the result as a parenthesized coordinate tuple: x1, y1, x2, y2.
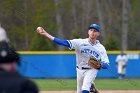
(40, 90, 140, 93)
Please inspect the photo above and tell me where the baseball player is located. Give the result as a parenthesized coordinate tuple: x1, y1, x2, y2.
(116, 51, 128, 79)
(36, 24, 109, 93)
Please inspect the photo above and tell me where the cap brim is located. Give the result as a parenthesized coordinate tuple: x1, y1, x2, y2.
(88, 27, 100, 32)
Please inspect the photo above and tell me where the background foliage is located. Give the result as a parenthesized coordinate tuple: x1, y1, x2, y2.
(0, 0, 139, 51)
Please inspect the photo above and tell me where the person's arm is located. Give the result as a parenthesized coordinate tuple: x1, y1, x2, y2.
(53, 38, 70, 47)
(100, 47, 110, 69)
(36, 27, 70, 47)
(21, 79, 39, 93)
(36, 27, 55, 40)
(100, 62, 109, 69)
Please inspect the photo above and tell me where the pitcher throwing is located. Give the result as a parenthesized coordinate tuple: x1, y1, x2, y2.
(36, 24, 110, 93)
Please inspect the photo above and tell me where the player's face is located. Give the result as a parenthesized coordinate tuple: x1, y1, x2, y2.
(88, 29, 100, 39)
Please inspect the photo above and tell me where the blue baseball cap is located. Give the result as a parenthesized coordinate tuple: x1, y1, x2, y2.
(88, 24, 100, 32)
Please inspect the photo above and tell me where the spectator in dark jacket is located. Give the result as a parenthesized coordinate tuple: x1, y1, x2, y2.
(0, 26, 39, 93)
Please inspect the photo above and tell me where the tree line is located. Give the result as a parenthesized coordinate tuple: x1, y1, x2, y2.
(0, 0, 139, 51)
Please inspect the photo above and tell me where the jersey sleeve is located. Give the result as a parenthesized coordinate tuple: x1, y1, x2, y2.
(125, 55, 128, 62)
(100, 48, 109, 63)
(67, 39, 81, 50)
(100, 47, 110, 69)
(53, 38, 70, 47)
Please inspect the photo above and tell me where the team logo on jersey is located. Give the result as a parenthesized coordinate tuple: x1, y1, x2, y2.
(83, 44, 88, 46)
(80, 48, 99, 59)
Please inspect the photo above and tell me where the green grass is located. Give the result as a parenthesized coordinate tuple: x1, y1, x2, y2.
(32, 78, 140, 91)
(94, 79, 140, 90)
(32, 79, 76, 90)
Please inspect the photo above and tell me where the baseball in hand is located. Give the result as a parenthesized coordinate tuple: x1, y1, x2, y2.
(37, 27, 42, 30)
(37, 27, 43, 33)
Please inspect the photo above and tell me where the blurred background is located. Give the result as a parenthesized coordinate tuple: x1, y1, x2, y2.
(0, 0, 139, 51)
(0, 0, 140, 92)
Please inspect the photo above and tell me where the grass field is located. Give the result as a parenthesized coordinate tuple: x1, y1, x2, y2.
(32, 78, 140, 91)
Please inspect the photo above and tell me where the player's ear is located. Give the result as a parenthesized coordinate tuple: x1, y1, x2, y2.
(97, 32, 100, 36)
(88, 29, 90, 34)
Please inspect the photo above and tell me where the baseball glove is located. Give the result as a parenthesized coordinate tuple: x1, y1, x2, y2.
(88, 56, 102, 70)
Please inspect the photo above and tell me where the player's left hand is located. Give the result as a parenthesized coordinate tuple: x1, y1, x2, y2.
(88, 56, 102, 70)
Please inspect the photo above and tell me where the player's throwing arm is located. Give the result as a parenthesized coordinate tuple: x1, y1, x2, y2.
(36, 27, 54, 40)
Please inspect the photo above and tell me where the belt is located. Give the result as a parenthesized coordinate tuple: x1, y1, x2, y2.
(76, 66, 91, 70)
